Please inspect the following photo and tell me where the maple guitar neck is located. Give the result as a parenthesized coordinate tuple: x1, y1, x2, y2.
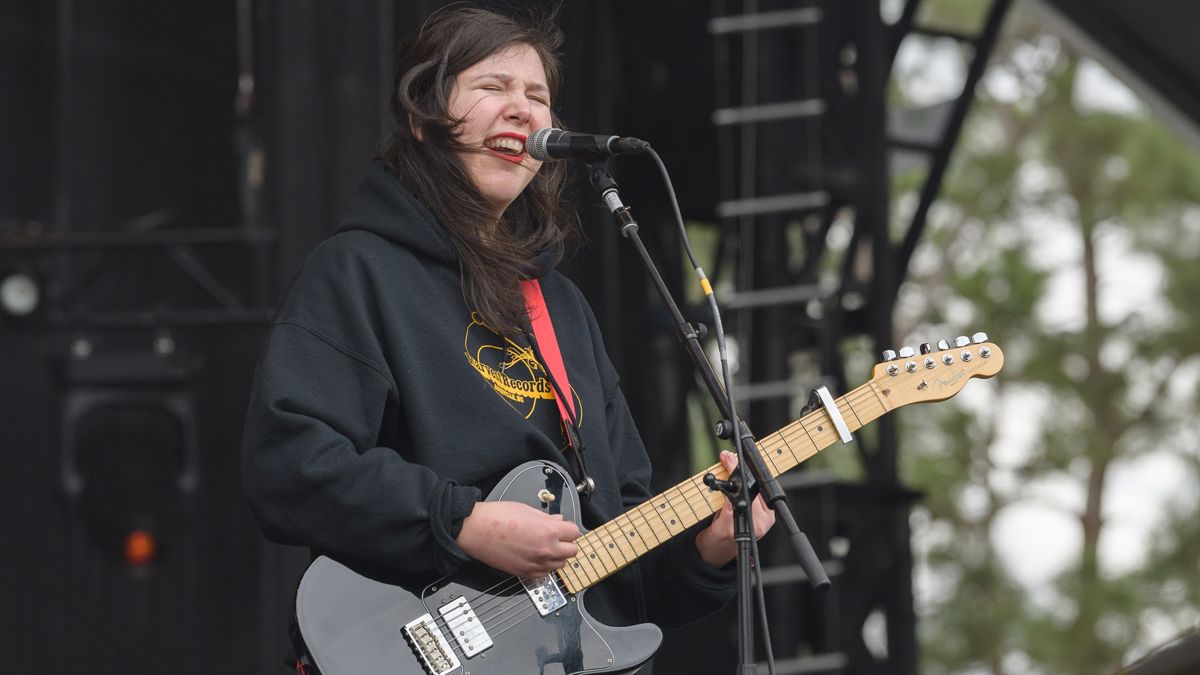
(556, 338, 1004, 595)
(556, 381, 886, 594)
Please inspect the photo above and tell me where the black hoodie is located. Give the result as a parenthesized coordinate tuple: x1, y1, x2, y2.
(241, 162, 735, 633)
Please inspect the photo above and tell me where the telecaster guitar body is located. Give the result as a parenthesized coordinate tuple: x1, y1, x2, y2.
(296, 461, 661, 675)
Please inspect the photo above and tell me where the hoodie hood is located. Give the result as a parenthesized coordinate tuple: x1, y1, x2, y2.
(333, 161, 559, 278)
(333, 161, 459, 266)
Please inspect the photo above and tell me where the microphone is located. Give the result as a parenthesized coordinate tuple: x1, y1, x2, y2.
(527, 128, 649, 161)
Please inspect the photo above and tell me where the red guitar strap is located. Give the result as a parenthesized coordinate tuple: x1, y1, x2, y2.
(520, 279, 578, 434)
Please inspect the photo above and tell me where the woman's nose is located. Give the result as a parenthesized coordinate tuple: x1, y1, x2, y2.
(505, 93, 531, 123)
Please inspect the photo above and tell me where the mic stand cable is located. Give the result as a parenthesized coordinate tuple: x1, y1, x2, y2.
(584, 154, 830, 675)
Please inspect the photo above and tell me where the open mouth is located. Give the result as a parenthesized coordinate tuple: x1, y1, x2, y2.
(483, 134, 527, 163)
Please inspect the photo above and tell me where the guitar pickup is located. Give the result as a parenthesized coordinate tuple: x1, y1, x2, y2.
(438, 597, 493, 658)
(401, 614, 461, 675)
(521, 574, 568, 616)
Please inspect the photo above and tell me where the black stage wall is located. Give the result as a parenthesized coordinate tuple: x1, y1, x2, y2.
(1, 0, 725, 672)
(1, 1, 307, 672)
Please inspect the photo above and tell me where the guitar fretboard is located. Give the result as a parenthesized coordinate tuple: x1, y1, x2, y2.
(556, 379, 892, 594)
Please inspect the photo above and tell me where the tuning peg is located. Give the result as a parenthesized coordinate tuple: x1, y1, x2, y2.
(937, 339, 951, 351)
(882, 349, 897, 361)
(954, 336, 970, 347)
(919, 342, 932, 355)
(898, 346, 916, 358)
(971, 332, 989, 344)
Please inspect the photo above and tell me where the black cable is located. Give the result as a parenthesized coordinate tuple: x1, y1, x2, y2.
(751, 531, 777, 675)
(647, 146, 777, 675)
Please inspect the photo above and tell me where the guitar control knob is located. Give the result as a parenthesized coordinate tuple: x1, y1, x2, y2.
(937, 339, 951, 351)
(882, 349, 897, 361)
(954, 335, 970, 347)
(919, 342, 932, 355)
(972, 332, 989, 344)
(898, 346, 916, 358)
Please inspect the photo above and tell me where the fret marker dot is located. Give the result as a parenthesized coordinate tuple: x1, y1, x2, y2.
(628, 532, 636, 537)
(817, 425, 823, 432)
(776, 448, 782, 455)
(671, 519, 676, 525)
(608, 543, 614, 548)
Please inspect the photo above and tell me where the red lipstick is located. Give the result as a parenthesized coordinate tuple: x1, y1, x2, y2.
(483, 132, 528, 164)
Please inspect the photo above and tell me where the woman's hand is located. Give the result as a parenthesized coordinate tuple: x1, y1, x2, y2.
(694, 451, 777, 568)
(457, 500, 581, 577)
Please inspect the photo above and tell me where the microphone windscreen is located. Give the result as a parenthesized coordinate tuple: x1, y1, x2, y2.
(527, 127, 561, 161)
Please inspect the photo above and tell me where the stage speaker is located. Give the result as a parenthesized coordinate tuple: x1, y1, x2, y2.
(59, 339, 199, 567)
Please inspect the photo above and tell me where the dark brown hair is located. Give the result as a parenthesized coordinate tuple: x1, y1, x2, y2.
(379, 4, 576, 336)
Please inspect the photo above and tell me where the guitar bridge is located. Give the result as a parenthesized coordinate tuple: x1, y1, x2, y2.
(401, 614, 461, 675)
(521, 574, 568, 616)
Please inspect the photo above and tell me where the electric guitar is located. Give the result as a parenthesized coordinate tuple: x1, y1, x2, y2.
(294, 336, 1004, 674)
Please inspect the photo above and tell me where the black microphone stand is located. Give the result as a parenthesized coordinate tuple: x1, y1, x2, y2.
(583, 159, 830, 675)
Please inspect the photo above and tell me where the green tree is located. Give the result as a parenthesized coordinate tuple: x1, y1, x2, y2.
(890, 3, 1200, 673)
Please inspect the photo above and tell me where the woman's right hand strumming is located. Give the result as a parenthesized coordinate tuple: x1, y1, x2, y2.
(456, 501, 581, 578)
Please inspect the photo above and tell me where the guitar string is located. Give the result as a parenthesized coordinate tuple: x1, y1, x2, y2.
(434, 568, 577, 641)
(436, 587, 531, 638)
(562, 386, 883, 595)
(432, 386, 883, 638)
(486, 605, 544, 641)
(556, 384, 886, 593)
(430, 579, 524, 634)
(435, 385, 886, 637)
(434, 479, 713, 634)
(430, 568, 573, 637)
(436, 454, 806, 639)
(427, 385, 896, 652)
(476, 391, 890, 641)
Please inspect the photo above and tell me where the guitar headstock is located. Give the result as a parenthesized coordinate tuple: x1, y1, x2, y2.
(871, 332, 1003, 408)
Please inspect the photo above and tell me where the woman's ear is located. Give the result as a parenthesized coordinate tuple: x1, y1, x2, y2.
(409, 113, 423, 141)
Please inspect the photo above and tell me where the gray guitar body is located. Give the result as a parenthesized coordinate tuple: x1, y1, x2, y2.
(295, 460, 662, 674)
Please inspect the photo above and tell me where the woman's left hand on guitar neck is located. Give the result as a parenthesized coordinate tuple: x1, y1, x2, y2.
(694, 451, 777, 568)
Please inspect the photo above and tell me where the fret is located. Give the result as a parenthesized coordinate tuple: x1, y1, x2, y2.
(687, 473, 718, 516)
(584, 527, 612, 569)
(841, 395, 863, 429)
(555, 569, 575, 595)
(656, 495, 687, 535)
(576, 541, 602, 580)
(607, 524, 635, 565)
(616, 513, 650, 556)
(586, 540, 618, 579)
(593, 542, 619, 577)
(673, 483, 702, 523)
(629, 505, 665, 546)
(643, 500, 676, 540)
(562, 384, 880, 592)
(638, 499, 667, 540)
(559, 561, 583, 592)
(552, 342, 1003, 594)
(757, 441, 780, 476)
(592, 529, 622, 570)
(776, 432, 801, 467)
(566, 554, 594, 587)
(559, 392, 874, 593)
(794, 416, 820, 461)
(604, 522, 637, 563)
(867, 380, 893, 415)
(576, 541, 600, 578)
